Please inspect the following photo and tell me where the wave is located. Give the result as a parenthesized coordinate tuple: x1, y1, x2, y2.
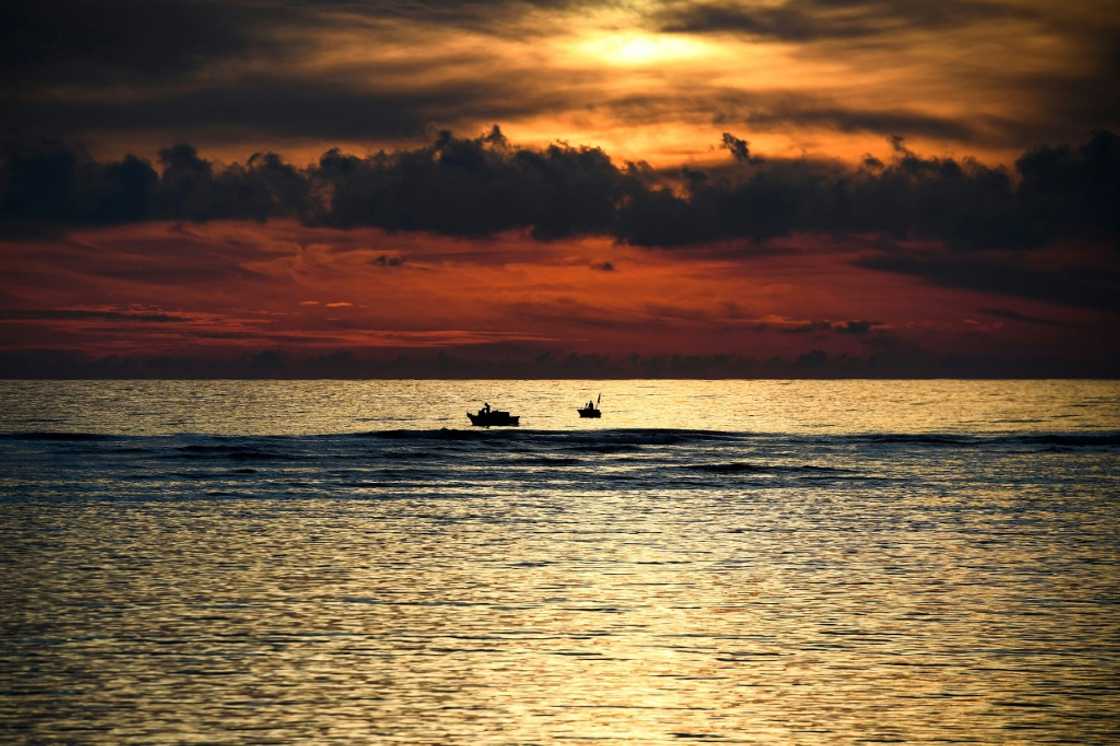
(0, 431, 120, 441)
(357, 427, 740, 444)
(173, 444, 296, 461)
(5, 425, 1116, 503)
(682, 462, 849, 475)
(167, 468, 261, 479)
(506, 456, 585, 467)
(4, 428, 1119, 452)
(847, 431, 1120, 449)
(852, 433, 974, 446)
(1007, 433, 1120, 447)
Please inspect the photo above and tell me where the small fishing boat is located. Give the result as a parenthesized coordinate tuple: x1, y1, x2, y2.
(467, 403, 520, 427)
(578, 394, 602, 418)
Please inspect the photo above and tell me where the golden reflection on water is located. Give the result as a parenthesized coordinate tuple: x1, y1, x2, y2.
(1, 378, 1117, 435)
(1, 380, 1118, 742)
(4, 483, 1119, 742)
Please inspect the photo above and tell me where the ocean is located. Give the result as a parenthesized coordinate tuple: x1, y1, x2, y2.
(1, 379, 1118, 743)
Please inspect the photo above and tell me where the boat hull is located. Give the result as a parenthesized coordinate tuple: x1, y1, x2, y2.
(577, 408, 601, 418)
(467, 412, 520, 427)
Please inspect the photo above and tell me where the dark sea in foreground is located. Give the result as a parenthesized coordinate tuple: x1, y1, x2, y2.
(1, 379, 1118, 743)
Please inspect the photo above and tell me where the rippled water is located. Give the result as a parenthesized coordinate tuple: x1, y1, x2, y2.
(1, 380, 1118, 743)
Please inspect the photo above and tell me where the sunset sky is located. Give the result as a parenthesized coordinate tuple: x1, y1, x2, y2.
(1, 0, 1117, 376)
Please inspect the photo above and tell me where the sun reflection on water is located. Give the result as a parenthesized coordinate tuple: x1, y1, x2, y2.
(1, 380, 1118, 741)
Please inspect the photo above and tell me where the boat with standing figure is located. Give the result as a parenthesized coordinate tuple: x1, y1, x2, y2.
(578, 394, 602, 418)
(467, 403, 520, 427)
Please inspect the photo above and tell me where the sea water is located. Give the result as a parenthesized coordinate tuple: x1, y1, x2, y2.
(1, 380, 1118, 742)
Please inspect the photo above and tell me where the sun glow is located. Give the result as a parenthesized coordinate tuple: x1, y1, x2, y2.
(575, 33, 709, 66)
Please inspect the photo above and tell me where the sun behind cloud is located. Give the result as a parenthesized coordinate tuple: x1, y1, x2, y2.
(574, 31, 712, 66)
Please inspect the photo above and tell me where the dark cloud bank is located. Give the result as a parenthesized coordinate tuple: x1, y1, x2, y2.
(3, 127, 1117, 248)
(3, 127, 1118, 309)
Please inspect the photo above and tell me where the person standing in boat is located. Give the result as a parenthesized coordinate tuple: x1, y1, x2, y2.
(483, 402, 491, 414)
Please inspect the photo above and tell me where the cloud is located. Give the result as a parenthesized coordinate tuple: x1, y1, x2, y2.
(1, 1, 295, 87)
(744, 315, 880, 335)
(7, 73, 570, 144)
(1, 0, 1115, 167)
(0, 307, 188, 323)
(0, 141, 307, 234)
(652, 0, 1037, 42)
(720, 132, 760, 164)
(0, 0, 584, 88)
(980, 307, 1075, 327)
(5, 332, 1117, 379)
(0, 0, 598, 148)
(854, 251, 1120, 312)
(597, 88, 993, 144)
(3, 128, 1117, 261)
(636, 128, 1120, 250)
(742, 104, 988, 144)
(310, 126, 639, 239)
(834, 320, 873, 334)
(650, 1, 1120, 151)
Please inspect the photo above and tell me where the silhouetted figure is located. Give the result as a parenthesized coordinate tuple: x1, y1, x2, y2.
(578, 394, 602, 418)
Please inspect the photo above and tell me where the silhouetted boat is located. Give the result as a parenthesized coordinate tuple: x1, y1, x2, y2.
(467, 405, 520, 427)
(578, 394, 602, 418)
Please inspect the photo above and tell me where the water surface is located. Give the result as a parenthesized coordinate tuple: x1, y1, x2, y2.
(1, 380, 1118, 743)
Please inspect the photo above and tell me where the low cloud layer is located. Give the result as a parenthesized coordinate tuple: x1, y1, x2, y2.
(3, 128, 1116, 255)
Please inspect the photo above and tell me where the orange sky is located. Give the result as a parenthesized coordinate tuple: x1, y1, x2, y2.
(1, 219, 1113, 376)
(1, 0, 1117, 375)
(6, 0, 1117, 166)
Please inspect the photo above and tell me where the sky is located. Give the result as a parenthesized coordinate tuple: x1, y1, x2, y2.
(1, 0, 1118, 377)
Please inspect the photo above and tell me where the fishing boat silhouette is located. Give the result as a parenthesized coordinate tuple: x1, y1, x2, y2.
(578, 393, 602, 418)
(467, 402, 520, 427)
